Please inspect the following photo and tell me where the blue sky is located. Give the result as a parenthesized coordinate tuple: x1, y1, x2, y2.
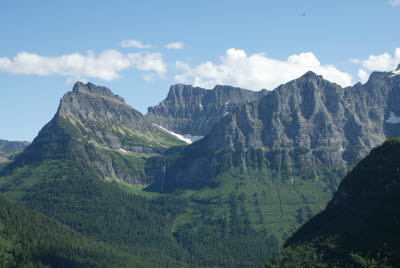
(1, 0, 399, 141)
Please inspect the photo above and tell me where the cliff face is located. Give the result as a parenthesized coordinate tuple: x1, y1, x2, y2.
(146, 84, 268, 136)
(0, 140, 30, 152)
(55, 82, 181, 151)
(201, 71, 400, 158)
(0, 140, 30, 164)
(161, 70, 400, 189)
(1, 82, 185, 184)
(1, 70, 400, 266)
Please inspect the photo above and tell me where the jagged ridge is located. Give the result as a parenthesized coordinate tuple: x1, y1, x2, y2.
(164, 70, 400, 188)
(146, 84, 268, 136)
(0, 82, 186, 187)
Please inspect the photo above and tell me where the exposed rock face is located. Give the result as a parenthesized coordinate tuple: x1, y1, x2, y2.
(2, 82, 184, 183)
(204, 71, 400, 157)
(56, 82, 155, 150)
(0, 140, 30, 152)
(163, 70, 400, 188)
(146, 84, 268, 136)
(33, 82, 184, 152)
(0, 140, 30, 163)
(60, 82, 144, 127)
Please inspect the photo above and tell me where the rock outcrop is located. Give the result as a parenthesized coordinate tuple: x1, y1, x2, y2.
(0, 140, 30, 152)
(146, 84, 268, 136)
(162, 69, 400, 188)
(1, 82, 185, 183)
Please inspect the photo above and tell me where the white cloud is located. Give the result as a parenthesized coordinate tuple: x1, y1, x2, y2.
(389, 0, 400, 6)
(353, 48, 400, 71)
(0, 50, 167, 82)
(165, 42, 184, 50)
(174, 48, 353, 90)
(352, 48, 400, 82)
(128, 52, 167, 77)
(143, 74, 156, 82)
(120, 39, 152, 49)
(358, 69, 370, 84)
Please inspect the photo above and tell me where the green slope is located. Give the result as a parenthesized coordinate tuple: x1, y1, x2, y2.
(0, 194, 160, 267)
(0, 115, 184, 199)
(152, 146, 344, 245)
(1, 142, 284, 266)
(266, 138, 400, 267)
(0, 135, 345, 266)
(0, 80, 362, 266)
(7, 153, 279, 267)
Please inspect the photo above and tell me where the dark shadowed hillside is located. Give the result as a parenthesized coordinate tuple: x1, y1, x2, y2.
(266, 137, 400, 267)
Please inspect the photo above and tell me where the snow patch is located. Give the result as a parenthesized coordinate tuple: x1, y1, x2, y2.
(390, 70, 400, 77)
(118, 148, 128, 153)
(386, 111, 400, 124)
(154, 125, 204, 144)
(181, 134, 204, 144)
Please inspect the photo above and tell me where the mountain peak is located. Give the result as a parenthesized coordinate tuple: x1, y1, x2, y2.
(300, 71, 323, 80)
(57, 82, 143, 128)
(396, 63, 400, 71)
(72, 81, 125, 102)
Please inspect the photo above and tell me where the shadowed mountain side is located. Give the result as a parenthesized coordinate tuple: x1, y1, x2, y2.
(266, 137, 400, 267)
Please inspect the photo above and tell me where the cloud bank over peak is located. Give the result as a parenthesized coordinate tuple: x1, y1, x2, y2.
(0, 50, 167, 82)
(353, 48, 400, 83)
(174, 48, 353, 90)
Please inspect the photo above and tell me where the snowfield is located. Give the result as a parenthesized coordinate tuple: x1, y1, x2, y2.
(386, 111, 400, 124)
(154, 125, 204, 144)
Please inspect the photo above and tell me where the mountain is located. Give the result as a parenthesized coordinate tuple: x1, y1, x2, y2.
(53, 81, 185, 152)
(146, 84, 268, 137)
(266, 137, 400, 267)
(146, 68, 400, 256)
(1, 82, 186, 188)
(1, 67, 399, 267)
(0, 139, 30, 170)
(0, 82, 278, 267)
(0, 139, 30, 152)
(161, 70, 400, 189)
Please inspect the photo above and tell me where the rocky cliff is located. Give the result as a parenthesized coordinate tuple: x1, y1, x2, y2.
(1, 82, 185, 184)
(55, 81, 184, 152)
(160, 68, 400, 189)
(0, 140, 30, 152)
(146, 84, 268, 136)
